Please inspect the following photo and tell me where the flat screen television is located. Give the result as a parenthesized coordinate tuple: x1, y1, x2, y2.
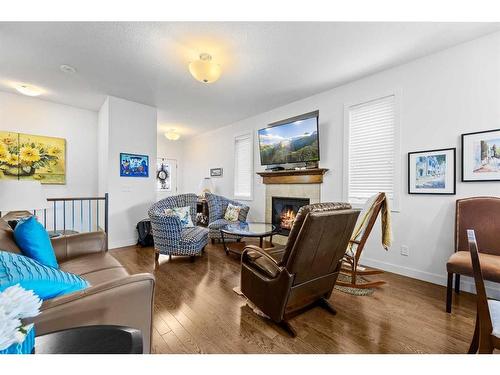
(258, 110, 320, 166)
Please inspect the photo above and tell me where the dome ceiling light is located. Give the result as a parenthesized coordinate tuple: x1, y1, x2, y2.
(188, 53, 222, 84)
(60, 64, 77, 74)
(165, 129, 180, 141)
(14, 84, 43, 97)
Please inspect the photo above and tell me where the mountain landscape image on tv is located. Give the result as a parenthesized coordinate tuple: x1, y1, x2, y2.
(258, 116, 319, 165)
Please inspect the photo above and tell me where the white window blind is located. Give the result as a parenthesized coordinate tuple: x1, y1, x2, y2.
(234, 134, 253, 200)
(347, 95, 396, 206)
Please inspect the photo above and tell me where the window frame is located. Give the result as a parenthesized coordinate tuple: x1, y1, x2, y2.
(233, 132, 254, 201)
(343, 90, 402, 212)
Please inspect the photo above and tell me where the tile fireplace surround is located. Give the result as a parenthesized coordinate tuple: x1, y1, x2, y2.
(258, 168, 328, 245)
(265, 183, 321, 245)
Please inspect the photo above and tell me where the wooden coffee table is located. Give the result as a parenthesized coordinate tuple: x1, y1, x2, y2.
(220, 222, 278, 256)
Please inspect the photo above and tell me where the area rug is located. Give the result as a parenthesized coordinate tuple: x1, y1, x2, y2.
(232, 286, 269, 318)
(334, 273, 375, 296)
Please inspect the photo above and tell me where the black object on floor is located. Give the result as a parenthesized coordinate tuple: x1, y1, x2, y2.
(35, 325, 143, 354)
(136, 219, 154, 247)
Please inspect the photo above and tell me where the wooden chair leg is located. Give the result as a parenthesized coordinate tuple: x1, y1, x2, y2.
(155, 251, 159, 262)
(277, 320, 297, 338)
(446, 273, 453, 313)
(455, 274, 461, 294)
(318, 298, 337, 315)
(169, 254, 172, 261)
(211, 238, 215, 244)
(468, 315, 479, 354)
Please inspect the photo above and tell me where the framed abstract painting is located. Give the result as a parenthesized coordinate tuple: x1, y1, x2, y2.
(462, 128, 500, 182)
(408, 148, 456, 195)
(120, 153, 149, 177)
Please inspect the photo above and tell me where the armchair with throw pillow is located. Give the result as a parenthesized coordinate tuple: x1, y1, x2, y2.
(148, 193, 209, 261)
(205, 193, 250, 243)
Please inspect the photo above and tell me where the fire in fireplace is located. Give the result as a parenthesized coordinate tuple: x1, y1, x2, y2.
(272, 197, 310, 235)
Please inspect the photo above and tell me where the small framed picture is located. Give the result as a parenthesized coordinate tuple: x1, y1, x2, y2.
(120, 153, 149, 177)
(462, 128, 500, 182)
(210, 168, 223, 177)
(408, 148, 456, 195)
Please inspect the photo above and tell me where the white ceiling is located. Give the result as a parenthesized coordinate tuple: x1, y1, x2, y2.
(1, 22, 499, 137)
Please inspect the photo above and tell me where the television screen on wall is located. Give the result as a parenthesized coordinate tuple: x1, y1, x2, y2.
(258, 110, 319, 166)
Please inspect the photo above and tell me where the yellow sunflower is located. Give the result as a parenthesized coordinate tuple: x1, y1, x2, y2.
(2, 136, 15, 146)
(47, 146, 61, 156)
(0, 148, 9, 162)
(19, 146, 41, 163)
(6, 154, 19, 166)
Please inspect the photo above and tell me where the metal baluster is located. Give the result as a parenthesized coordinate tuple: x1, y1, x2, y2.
(88, 200, 91, 232)
(63, 201, 66, 234)
(97, 200, 100, 231)
(72, 200, 75, 231)
(81, 200, 83, 232)
(53, 201, 57, 232)
(104, 193, 109, 250)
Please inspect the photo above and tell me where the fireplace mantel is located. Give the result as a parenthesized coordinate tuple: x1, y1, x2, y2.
(257, 168, 328, 184)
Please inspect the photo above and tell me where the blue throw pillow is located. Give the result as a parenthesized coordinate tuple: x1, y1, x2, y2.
(0, 250, 90, 300)
(14, 216, 58, 268)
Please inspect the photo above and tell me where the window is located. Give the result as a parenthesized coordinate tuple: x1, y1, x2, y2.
(345, 94, 399, 209)
(234, 133, 253, 200)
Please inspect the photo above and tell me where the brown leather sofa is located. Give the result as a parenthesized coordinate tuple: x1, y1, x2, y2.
(0, 219, 155, 353)
(446, 197, 500, 313)
(240, 202, 359, 336)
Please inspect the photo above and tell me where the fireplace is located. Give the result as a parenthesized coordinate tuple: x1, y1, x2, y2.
(272, 197, 310, 236)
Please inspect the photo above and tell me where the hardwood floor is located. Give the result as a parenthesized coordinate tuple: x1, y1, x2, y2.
(111, 242, 483, 354)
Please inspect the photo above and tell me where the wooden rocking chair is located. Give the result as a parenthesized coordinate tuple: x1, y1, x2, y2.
(337, 192, 389, 289)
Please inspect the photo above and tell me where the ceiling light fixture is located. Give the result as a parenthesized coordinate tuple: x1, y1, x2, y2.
(188, 53, 222, 84)
(14, 84, 42, 97)
(60, 64, 77, 74)
(165, 129, 180, 141)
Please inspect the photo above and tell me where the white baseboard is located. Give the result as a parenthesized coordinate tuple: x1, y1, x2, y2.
(361, 256, 500, 300)
(109, 237, 137, 250)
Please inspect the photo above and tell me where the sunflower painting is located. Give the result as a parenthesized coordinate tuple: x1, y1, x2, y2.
(0, 131, 66, 184)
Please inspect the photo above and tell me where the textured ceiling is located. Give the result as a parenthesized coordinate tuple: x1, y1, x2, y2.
(1, 22, 499, 137)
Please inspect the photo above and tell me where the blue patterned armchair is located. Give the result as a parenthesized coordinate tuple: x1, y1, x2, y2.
(205, 193, 250, 243)
(148, 193, 209, 261)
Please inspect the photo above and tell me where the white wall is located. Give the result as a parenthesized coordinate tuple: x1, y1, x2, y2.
(0, 91, 98, 198)
(156, 135, 184, 200)
(183, 31, 500, 297)
(98, 96, 157, 249)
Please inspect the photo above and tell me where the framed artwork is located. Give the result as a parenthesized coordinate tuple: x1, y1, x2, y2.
(210, 168, 223, 177)
(156, 158, 171, 191)
(408, 148, 456, 195)
(120, 153, 149, 177)
(0, 131, 66, 184)
(462, 128, 500, 182)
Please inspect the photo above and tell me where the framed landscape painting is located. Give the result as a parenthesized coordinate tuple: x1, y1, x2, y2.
(120, 153, 149, 177)
(462, 129, 500, 182)
(0, 131, 66, 184)
(408, 148, 456, 195)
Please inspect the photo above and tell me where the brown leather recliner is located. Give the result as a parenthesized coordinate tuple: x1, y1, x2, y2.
(240, 202, 359, 336)
(0, 219, 155, 353)
(446, 197, 500, 313)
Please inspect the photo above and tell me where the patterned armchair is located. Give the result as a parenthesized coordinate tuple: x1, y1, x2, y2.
(148, 193, 209, 261)
(205, 193, 250, 243)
